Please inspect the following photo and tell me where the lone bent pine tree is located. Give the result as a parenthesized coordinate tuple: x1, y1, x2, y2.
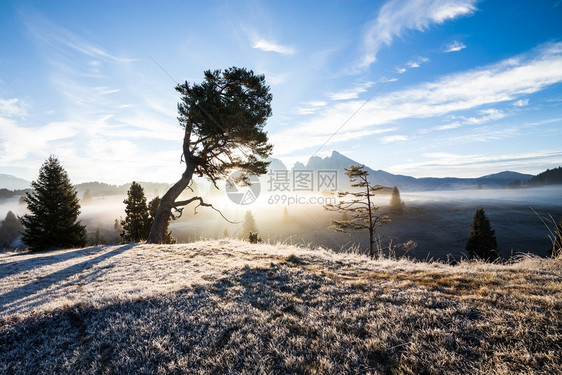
(21, 156, 87, 251)
(148, 67, 273, 243)
(324, 164, 390, 258)
(148, 197, 175, 244)
(466, 208, 499, 262)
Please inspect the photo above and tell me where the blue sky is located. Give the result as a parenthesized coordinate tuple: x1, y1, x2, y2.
(1, 0, 561, 184)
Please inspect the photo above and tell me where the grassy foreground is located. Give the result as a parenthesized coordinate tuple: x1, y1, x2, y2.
(1, 241, 561, 374)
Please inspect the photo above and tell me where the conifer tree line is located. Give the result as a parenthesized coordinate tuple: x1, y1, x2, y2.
(9, 156, 179, 251)
(121, 182, 175, 244)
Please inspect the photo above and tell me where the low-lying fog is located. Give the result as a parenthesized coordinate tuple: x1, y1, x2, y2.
(2, 186, 561, 261)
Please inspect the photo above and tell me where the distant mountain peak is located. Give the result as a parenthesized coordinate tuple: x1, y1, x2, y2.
(0, 174, 31, 190)
(479, 171, 533, 180)
(299, 150, 361, 171)
(286, 151, 535, 191)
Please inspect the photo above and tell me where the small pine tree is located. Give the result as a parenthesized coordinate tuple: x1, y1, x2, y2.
(466, 208, 499, 261)
(148, 197, 175, 244)
(121, 182, 150, 243)
(324, 164, 390, 257)
(89, 228, 102, 246)
(82, 189, 92, 204)
(240, 210, 258, 240)
(114, 217, 122, 236)
(0, 211, 24, 248)
(110, 217, 123, 244)
(389, 186, 405, 213)
(223, 228, 229, 238)
(21, 156, 87, 251)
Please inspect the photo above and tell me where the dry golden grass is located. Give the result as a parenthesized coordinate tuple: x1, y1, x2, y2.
(0, 241, 560, 374)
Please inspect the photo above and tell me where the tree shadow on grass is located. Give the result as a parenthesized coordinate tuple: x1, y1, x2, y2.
(0, 244, 137, 314)
(0, 246, 108, 280)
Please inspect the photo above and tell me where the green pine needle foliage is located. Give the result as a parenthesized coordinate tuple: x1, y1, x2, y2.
(466, 208, 499, 262)
(121, 182, 150, 243)
(21, 156, 87, 251)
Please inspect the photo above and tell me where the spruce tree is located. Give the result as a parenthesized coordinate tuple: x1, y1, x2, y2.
(91, 228, 102, 246)
(466, 208, 499, 261)
(240, 210, 258, 240)
(82, 189, 92, 204)
(0, 211, 24, 248)
(21, 156, 87, 251)
(389, 186, 405, 213)
(121, 182, 150, 243)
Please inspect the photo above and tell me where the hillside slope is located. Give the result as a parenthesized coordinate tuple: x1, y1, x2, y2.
(1, 241, 560, 374)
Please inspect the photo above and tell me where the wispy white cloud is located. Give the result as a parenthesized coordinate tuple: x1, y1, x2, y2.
(0, 117, 80, 164)
(357, 0, 477, 69)
(6, 9, 187, 183)
(525, 117, 562, 126)
(423, 152, 465, 159)
(382, 135, 408, 143)
(21, 9, 136, 63)
(273, 42, 562, 155)
(272, 127, 396, 155)
(464, 108, 506, 125)
(395, 57, 430, 75)
(306, 101, 328, 107)
(450, 125, 521, 142)
(252, 38, 296, 55)
(444, 40, 466, 52)
(296, 101, 328, 115)
(389, 151, 562, 177)
(328, 82, 374, 100)
(261, 71, 289, 85)
(512, 98, 529, 107)
(0, 98, 26, 117)
(432, 122, 462, 131)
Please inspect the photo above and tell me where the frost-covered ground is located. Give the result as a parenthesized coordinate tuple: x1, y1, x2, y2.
(1, 241, 561, 374)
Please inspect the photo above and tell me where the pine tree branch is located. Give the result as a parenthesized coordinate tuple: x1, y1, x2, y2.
(172, 196, 239, 224)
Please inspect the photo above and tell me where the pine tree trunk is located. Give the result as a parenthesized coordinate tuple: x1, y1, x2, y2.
(365, 178, 374, 258)
(147, 163, 196, 243)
